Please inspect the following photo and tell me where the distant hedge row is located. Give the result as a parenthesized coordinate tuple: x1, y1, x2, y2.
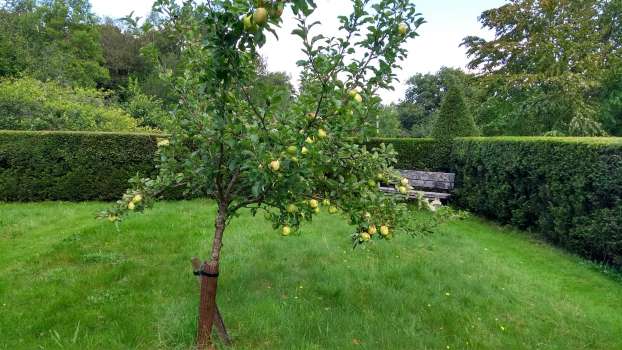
(0, 131, 159, 201)
(376, 137, 622, 267)
(2, 131, 621, 266)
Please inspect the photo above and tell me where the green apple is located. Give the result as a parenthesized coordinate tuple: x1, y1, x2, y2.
(328, 206, 338, 214)
(287, 145, 297, 155)
(301, 146, 309, 155)
(243, 15, 255, 31)
(318, 128, 327, 139)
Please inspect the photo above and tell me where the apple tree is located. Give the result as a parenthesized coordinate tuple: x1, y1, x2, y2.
(101, 0, 431, 347)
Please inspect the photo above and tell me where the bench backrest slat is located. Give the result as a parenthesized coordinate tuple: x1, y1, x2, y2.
(399, 170, 455, 190)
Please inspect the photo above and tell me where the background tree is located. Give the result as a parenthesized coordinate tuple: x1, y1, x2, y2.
(100, 0, 429, 347)
(399, 67, 480, 137)
(432, 81, 478, 139)
(0, 0, 108, 87)
(461, 0, 617, 136)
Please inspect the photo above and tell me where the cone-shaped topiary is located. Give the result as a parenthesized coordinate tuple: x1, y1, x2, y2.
(432, 81, 478, 139)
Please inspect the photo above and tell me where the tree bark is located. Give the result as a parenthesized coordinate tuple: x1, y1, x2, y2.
(191, 258, 231, 346)
(196, 202, 228, 350)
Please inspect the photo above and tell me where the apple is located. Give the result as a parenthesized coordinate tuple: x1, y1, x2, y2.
(318, 128, 327, 139)
(128, 202, 136, 210)
(287, 145, 297, 155)
(400, 178, 409, 186)
(398, 185, 408, 194)
(282, 226, 291, 236)
(368, 225, 377, 235)
(360, 232, 371, 242)
(301, 146, 309, 155)
(269, 160, 281, 172)
(287, 204, 298, 213)
(291, 156, 299, 162)
(380, 225, 390, 236)
(322, 199, 331, 206)
(307, 112, 317, 121)
(398, 22, 409, 35)
(132, 194, 143, 203)
(243, 15, 255, 31)
(253, 7, 268, 25)
(313, 207, 320, 214)
(353, 93, 363, 103)
(272, 4, 284, 18)
(328, 206, 338, 214)
(309, 199, 319, 209)
(348, 89, 358, 98)
(108, 215, 117, 222)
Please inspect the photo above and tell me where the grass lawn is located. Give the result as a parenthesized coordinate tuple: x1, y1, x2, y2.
(1, 200, 621, 350)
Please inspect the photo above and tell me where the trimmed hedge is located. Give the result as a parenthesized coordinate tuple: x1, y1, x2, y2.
(0, 131, 159, 201)
(374, 137, 622, 266)
(2, 131, 621, 266)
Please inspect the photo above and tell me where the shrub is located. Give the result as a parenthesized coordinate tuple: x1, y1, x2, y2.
(0, 131, 159, 201)
(431, 82, 478, 139)
(0, 77, 139, 131)
(373, 136, 622, 266)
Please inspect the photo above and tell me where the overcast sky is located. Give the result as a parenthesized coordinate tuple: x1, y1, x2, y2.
(91, 0, 506, 103)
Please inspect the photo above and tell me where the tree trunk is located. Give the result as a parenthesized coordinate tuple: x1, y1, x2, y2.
(196, 202, 228, 350)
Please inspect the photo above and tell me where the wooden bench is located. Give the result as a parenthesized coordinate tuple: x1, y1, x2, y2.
(380, 169, 455, 201)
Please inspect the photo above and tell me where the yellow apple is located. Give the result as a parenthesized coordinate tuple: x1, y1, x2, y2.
(398, 22, 409, 35)
(380, 225, 390, 236)
(287, 204, 298, 213)
(360, 232, 371, 242)
(353, 93, 363, 103)
(282, 226, 291, 236)
(301, 146, 309, 155)
(368, 225, 377, 235)
(269, 160, 281, 172)
(398, 185, 408, 194)
(305, 137, 314, 144)
(132, 194, 143, 203)
(400, 178, 409, 186)
(253, 7, 268, 25)
(128, 202, 136, 210)
(318, 128, 327, 139)
(309, 199, 319, 209)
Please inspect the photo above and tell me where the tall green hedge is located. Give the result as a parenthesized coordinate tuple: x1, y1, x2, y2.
(2, 131, 621, 266)
(374, 137, 622, 266)
(0, 131, 159, 201)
